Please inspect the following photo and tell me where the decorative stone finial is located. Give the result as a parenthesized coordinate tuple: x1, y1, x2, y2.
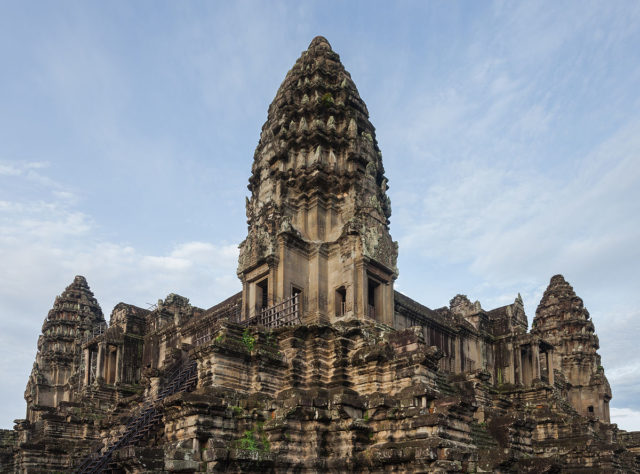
(308, 35, 332, 51)
(549, 274, 568, 286)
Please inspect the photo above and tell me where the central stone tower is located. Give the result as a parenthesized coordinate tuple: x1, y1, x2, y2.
(238, 36, 398, 325)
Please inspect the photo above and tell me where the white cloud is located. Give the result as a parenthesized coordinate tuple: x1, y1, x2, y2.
(0, 161, 49, 177)
(0, 165, 240, 428)
(610, 407, 640, 432)
(0, 164, 22, 176)
(398, 117, 640, 288)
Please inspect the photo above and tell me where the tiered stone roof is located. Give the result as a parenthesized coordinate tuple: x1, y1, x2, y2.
(240, 36, 396, 274)
(37, 275, 105, 362)
(533, 274, 611, 419)
(24, 276, 105, 423)
(533, 274, 598, 348)
(249, 36, 389, 217)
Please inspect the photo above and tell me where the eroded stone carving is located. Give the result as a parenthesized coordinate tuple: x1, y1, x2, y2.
(2, 37, 639, 474)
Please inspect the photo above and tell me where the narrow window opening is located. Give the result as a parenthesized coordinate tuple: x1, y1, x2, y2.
(540, 350, 549, 383)
(367, 279, 380, 320)
(588, 405, 594, 413)
(335, 286, 346, 316)
(256, 278, 269, 311)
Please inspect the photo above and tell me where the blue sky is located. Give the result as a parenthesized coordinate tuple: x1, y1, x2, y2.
(1, 1, 639, 430)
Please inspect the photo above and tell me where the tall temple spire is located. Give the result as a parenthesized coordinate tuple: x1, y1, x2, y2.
(238, 36, 397, 325)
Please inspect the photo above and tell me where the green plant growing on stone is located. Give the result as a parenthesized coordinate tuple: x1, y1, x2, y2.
(320, 92, 334, 107)
(238, 430, 259, 451)
(261, 433, 271, 452)
(231, 405, 243, 417)
(242, 329, 256, 352)
(237, 426, 270, 452)
(265, 331, 278, 348)
(214, 333, 225, 344)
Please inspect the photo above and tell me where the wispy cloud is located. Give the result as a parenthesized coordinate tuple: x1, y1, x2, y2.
(611, 407, 640, 432)
(0, 161, 240, 428)
(378, 2, 640, 426)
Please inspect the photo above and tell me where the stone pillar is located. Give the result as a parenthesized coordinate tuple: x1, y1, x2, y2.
(96, 342, 105, 380)
(83, 348, 90, 386)
(105, 346, 112, 384)
(308, 249, 320, 323)
(277, 238, 286, 304)
(269, 263, 278, 307)
(355, 260, 366, 320)
(241, 280, 250, 322)
(511, 344, 519, 385)
(454, 337, 462, 373)
(381, 280, 394, 326)
(115, 346, 121, 383)
(532, 343, 541, 381)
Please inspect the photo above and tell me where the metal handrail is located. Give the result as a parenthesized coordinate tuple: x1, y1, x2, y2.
(244, 293, 301, 329)
(76, 359, 198, 473)
(82, 322, 108, 344)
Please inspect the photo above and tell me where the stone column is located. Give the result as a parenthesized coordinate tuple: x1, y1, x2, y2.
(83, 348, 90, 386)
(105, 346, 112, 384)
(454, 337, 461, 373)
(96, 342, 105, 380)
(532, 343, 541, 381)
(115, 345, 121, 383)
(381, 280, 394, 326)
(354, 259, 366, 320)
(277, 237, 286, 304)
(511, 344, 519, 385)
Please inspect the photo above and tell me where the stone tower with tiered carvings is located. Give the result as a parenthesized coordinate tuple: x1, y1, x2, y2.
(532, 275, 612, 421)
(238, 36, 398, 326)
(3, 37, 639, 474)
(23, 276, 105, 423)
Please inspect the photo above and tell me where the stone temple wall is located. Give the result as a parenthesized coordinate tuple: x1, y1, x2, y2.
(2, 36, 639, 473)
(2, 274, 638, 473)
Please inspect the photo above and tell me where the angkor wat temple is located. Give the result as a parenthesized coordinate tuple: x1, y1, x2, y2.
(1, 36, 639, 473)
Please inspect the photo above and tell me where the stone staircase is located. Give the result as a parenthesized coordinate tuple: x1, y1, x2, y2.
(76, 359, 198, 473)
(469, 421, 498, 450)
(435, 371, 457, 397)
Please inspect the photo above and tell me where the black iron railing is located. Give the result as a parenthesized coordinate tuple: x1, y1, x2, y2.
(82, 322, 108, 344)
(245, 293, 301, 328)
(75, 359, 198, 473)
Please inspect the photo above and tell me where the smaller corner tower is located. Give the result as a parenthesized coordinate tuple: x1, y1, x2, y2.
(24, 276, 105, 422)
(532, 274, 612, 421)
(237, 36, 398, 326)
